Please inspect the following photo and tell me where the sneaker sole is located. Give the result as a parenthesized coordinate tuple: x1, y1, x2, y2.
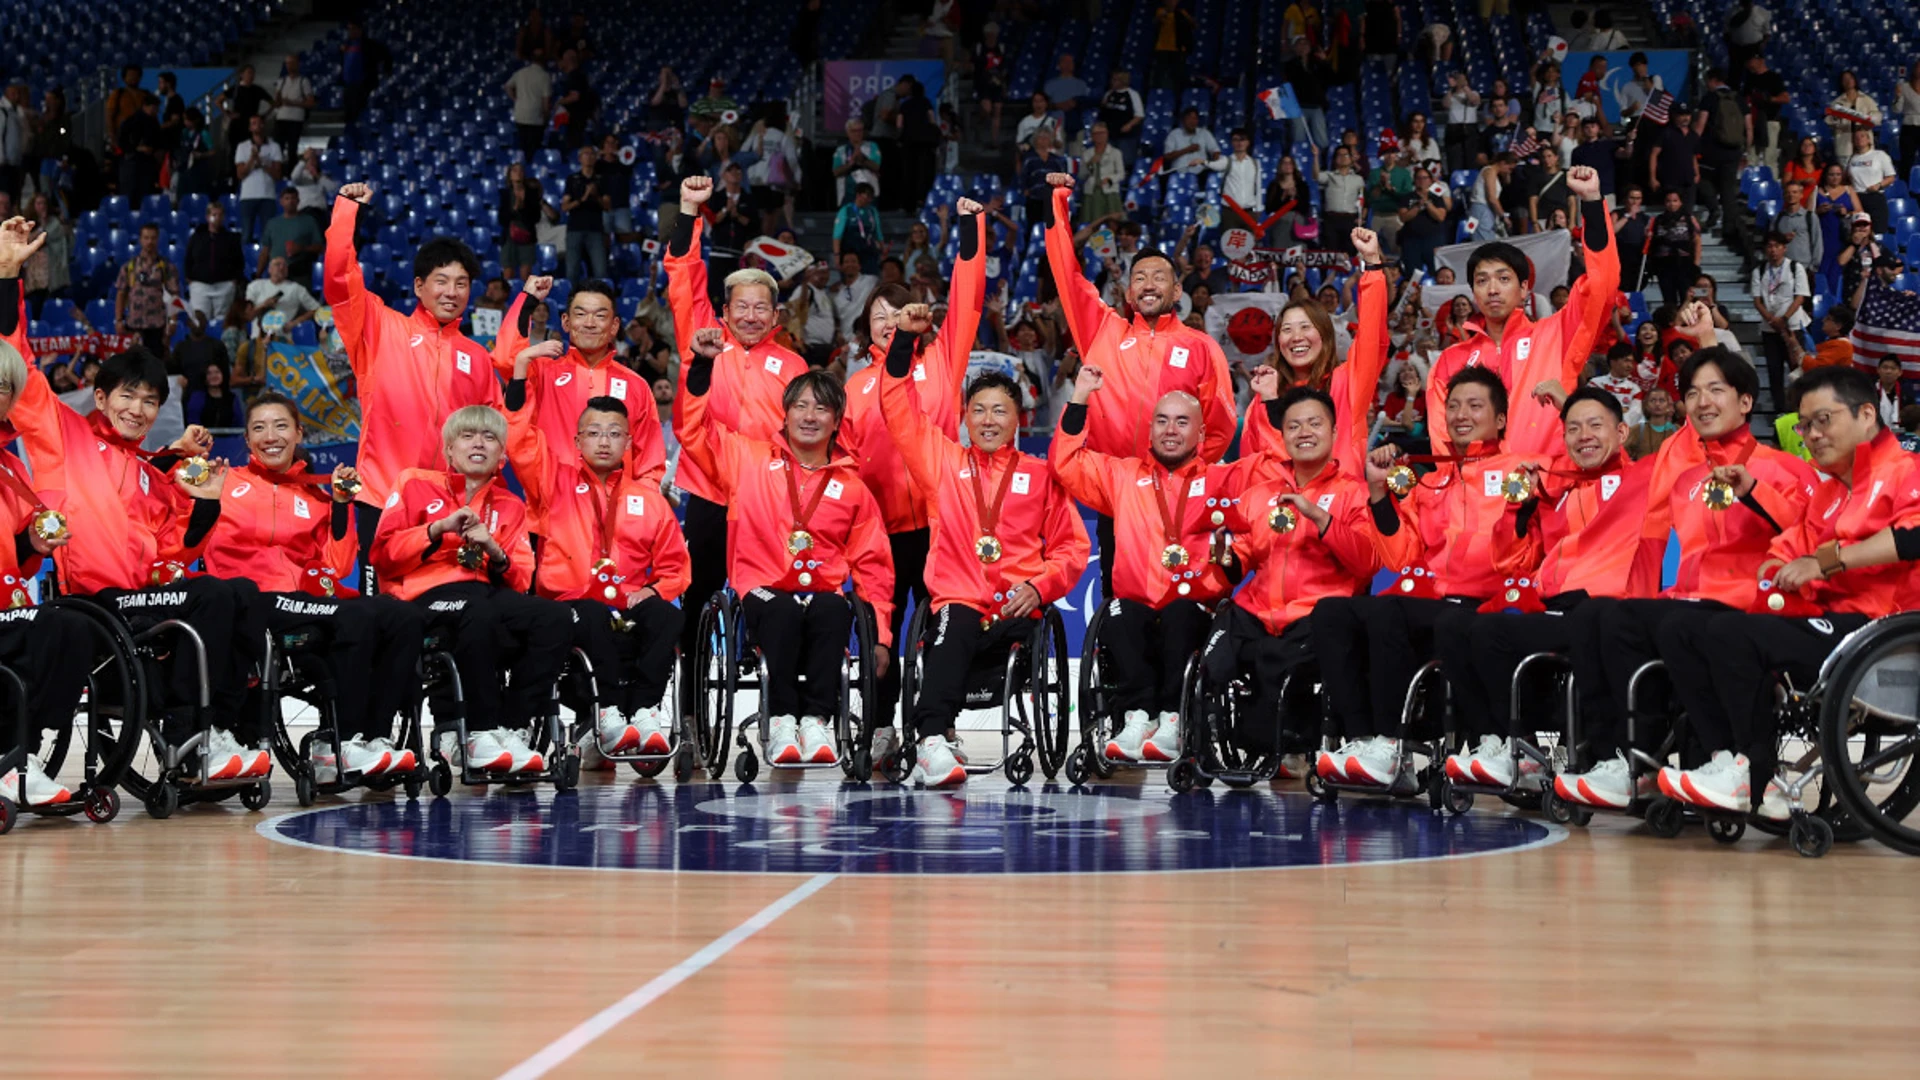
(390, 751, 418, 772)
(1656, 769, 1686, 802)
(1103, 741, 1136, 762)
(1444, 757, 1473, 783)
(1469, 760, 1514, 788)
(928, 765, 967, 787)
(1347, 760, 1396, 786)
(1315, 754, 1343, 780)
(1140, 743, 1177, 763)
(1574, 778, 1630, 809)
(805, 747, 838, 765)
(770, 747, 803, 765)
(639, 733, 671, 755)
(1678, 775, 1748, 813)
(208, 756, 245, 781)
(472, 751, 513, 772)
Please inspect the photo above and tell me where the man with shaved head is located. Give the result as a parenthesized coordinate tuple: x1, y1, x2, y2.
(1050, 364, 1290, 763)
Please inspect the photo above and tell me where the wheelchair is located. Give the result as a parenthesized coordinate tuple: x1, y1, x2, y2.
(1432, 651, 1583, 822)
(0, 598, 145, 833)
(1302, 659, 1460, 810)
(263, 625, 431, 808)
(1167, 655, 1322, 793)
(1062, 600, 1204, 787)
(556, 615, 690, 784)
(1815, 612, 1920, 857)
(881, 601, 1071, 786)
(421, 632, 591, 797)
(692, 587, 881, 784)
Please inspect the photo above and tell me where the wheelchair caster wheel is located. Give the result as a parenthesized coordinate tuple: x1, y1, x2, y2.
(1441, 779, 1474, 815)
(554, 754, 581, 793)
(671, 744, 694, 784)
(428, 762, 452, 798)
(1541, 785, 1574, 824)
(1064, 746, 1092, 787)
(402, 774, 423, 801)
(734, 750, 759, 783)
(850, 746, 873, 781)
(881, 747, 912, 785)
(294, 771, 316, 808)
(0, 795, 14, 834)
(84, 786, 120, 823)
(145, 783, 179, 820)
(1168, 757, 1199, 793)
(1090, 746, 1116, 780)
(1006, 751, 1034, 787)
(1644, 797, 1685, 838)
(1790, 813, 1834, 858)
(1304, 768, 1337, 803)
(1707, 816, 1745, 845)
(241, 780, 271, 812)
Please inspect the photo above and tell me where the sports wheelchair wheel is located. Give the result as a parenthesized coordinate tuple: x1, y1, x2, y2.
(1023, 607, 1072, 779)
(692, 594, 737, 777)
(1817, 613, 1920, 855)
(1075, 603, 1114, 764)
(835, 598, 882, 780)
(35, 598, 148, 812)
(1707, 816, 1745, 845)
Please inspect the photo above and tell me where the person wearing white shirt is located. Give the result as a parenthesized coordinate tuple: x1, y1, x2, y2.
(1847, 129, 1898, 233)
(832, 251, 877, 344)
(1897, 63, 1920, 177)
(0, 80, 28, 193)
(289, 147, 338, 226)
(1750, 231, 1810, 415)
(505, 50, 553, 159)
(1615, 53, 1664, 120)
(1014, 92, 1064, 154)
(1442, 71, 1482, 174)
(1219, 128, 1263, 216)
(1162, 108, 1224, 175)
(270, 54, 315, 157)
(1401, 112, 1440, 169)
(1828, 72, 1884, 166)
(799, 262, 840, 367)
(232, 114, 284, 243)
(244, 256, 321, 327)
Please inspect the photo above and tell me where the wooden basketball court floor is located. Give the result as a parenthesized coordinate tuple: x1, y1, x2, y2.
(7, 719, 1919, 1079)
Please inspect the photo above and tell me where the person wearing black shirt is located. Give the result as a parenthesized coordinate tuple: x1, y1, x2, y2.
(1569, 115, 1623, 201)
(222, 65, 272, 155)
(896, 75, 942, 213)
(1650, 105, 1701, 213)
(1695, 68, 1750, 254)
(1098, 70, 1144, 159)
(117, 93, 165, 199)
(185, 202, 247, 324)
(556, 48, 598, 152)
(562, 144, 609, 284)
(1282, 37, 1332, 150)
(705, 161, 757, 288)
(595, 133, 635, 243)
(1744, 54, 1789, 173)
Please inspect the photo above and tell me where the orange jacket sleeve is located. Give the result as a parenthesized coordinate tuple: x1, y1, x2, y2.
(490, 293, 530, 377)
(1044, 185, 1112, 354)
(1322, 493, 1383, 580)
(1032, 480, 1092, 605)
(641, 500, 691, 603)
(674, 355, 740, 499)
(323, 496, 360, 573)
(881, 359, 953, 496)
(665, 217, 718, 358)
(1748, 458, 1815, 537)
(370, 492, 434, 577)
(1345, 270, 1391, 462)
(1047, 406, 1119, 517)
(630, 403, 668, 486)
(504, 385, 555, 513)
(1373, 490, 1426, 569)
(844, 488, 896, 646)
(1490, 501, 1545, 578)
(1557, 204, 1623, 387)
(323, 197, 384, 379)
(924, 212, 988, 396)
(498, 509, 536, 593)
(1195, 334, 1238, 462)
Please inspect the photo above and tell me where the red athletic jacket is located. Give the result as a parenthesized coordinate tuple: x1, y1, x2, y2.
(1664, 427, 1818, 609)
(882, 362, 1087, 618)
(325, 199, 504, 509)
(1426, 211, 1620, 457)
(1238, 267, 1392, 477)
(0, 442, 45, 584)
(490, 296, 666, 483)
(1491, 453, 1665, 599)
(665, 217, 802, 504)
(1376, 443, 1545, 599)
(370, 469, 536, 602)
(202, 463, 357, 593)
(678, 357, 895, 643)
(1045, 186, 1236, 461)
(840, 212, 986, 534)
(1226, 464, 1380, 633)
(1767, 429, 1920, 616)
(506, 393, 690, 605)
(1051, 401, 1289, 607)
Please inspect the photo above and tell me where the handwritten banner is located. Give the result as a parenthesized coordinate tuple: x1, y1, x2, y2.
(264, 342, 362, 446)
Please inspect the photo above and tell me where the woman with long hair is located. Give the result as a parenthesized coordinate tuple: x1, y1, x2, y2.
(1781, 136, 1823, 207)
(1828, 70, 1884, 166)
(1815, 162, 1864, 296)
(497, 162, 551, 279)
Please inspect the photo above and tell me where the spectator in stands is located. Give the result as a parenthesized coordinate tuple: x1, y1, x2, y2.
(562, 144, 611, 284)
(1021, 128, 1071, 227)
(1625, 385, 1679, 458)
(256, 189, 322, 282)
(1744, 54, 1789, 174)
(116, 93, 163, 200)
(620, 316, 674, 380)
(833, 183, 884, 273)
(1015, 92, 1064, 159)
(497, 162, 552, 279)
(114, 222, 176, 358)
(185, 202, 245, 325)
(1552, 110, 1582, 164)
(1695, 68, 1750, 247)
(1043, 54, 1091, 140)
(743, 117, 801, 236)
(1369, 141, 1415, 252)
(1441, 70, 1481, 174)
(696, 124, 740, 179)
(833, 250, 877, 346)
(234, 114, 284, 243)
(1396, 169, 1451, 273)
(1264, 155, 1312, 243)
(974, 22, 1009, 146)
(271, 54, 315, 158)
(1828, 71, 1883, 166)
(289, 147, 337, 232)
(1589, 343, 1647, 425)
(1838, 212, 1888, 302)
(1799, 305, 1858, 372)
(1571, 115, 1623, 203)
(1899, 62, 1920, 178)
(105, 65, 143, 146)
(245, 255, 321, 329)
(1078, 122, 1127, 223)
(646, 66, 686, 133)
(1219, 128, 1262, 220)
(1691, 273, 1735, 329)
(1315, 144, 1364, 254)
(864, 78, 903, 206)
(1529, 145, 1571, 233)
(1402, 112, 1439, 167)
(1098, 69, 1144, 160)
(1179, 241, 1230, 295)
(221, 65, 272, 160)
(1150, 0, 1197, 91)
(901, 212, 943, 280)
(341, 21, 379, 125)
(1725, 2, 1772, 88)
(1752, 230, 1812, 413)
(789, 260, 839, 369)
(1777, 178, 1821, 271)
(1817, 168, 1865, 295)
(555, 48, 598, 151)
(1476, 96, 1519, 166)
(1616, 53, 1663, 122)
(505, 48, 552, 159)
(690, 77, 737, 133)
(1362, 0, 1403, 74)
(183, 356, 240, 429)
(896, 75, 941, 212)
(1647, 188, 1701, 305)
(1648, 102, 1700, 212)
(833, 119, 881, 206)
(1468, 152, 1514, 236)
(22, 192, 67, 318)
(30, 87, 71, 195)
(704, 161, 756, 286)
(1847, 129, 1897, 234)
(1163, 106, 1223, 175)
(0, 79, 28, 203)
(1528, 60, 1564, 133)
(1610, 185, 1650, 288)
(1283, 36, 1333, 151)
(593, 133, 637, 244)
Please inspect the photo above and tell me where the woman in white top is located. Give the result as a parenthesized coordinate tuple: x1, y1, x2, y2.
(743, 119, 802, 234)
(1898, 60, 1920, 177)
(1828, 70, 1884, 166)
(1314, 144, 1366, 254)
(1401, 111, 1440, 167)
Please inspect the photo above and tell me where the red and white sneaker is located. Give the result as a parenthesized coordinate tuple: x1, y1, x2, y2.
(1674, 750, 1752, 812)
(204, 729, 248, 781)
(0, 755, 71, 807)
(374, 737, 417, 773)
(339, 736, 393, 777)
(1275, 754, 1308, 780)
(634, 707, 672, 755)
(1345, 737, 1400, 787)
(766, 716, 803, 765)
(798, 716, 837, 764)
(1106, 711, 1154, 762)
(1142, 712, 1181, 762)
(595, 708, 641, 754)
(1317, 744, 1355, 781)
(464, 729, 514, 772)
(908, 735, 967, 788)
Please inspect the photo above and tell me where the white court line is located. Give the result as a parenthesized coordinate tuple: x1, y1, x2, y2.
(496, 872, 838, 1080)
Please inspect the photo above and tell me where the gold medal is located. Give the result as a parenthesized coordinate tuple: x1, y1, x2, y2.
(7, 588, 25, 609)
(150, 562, 184, 586)
(798, 571, 813, 587)
(1210, 510, 1225, 526)
(456, 541, 488, 570)
(1501, 470, 1533, 504)
(1385, 464, 1416, 497)
(787, 529, 814, 554)
(979, 613, 1000, 631)
(30, 509, 67, 542)
(319, 576, 336, 596)
(176, 456, 212, 486)
(335, 475, 362, 498)
(1161, 543, 1189, 569)
(975, 534, 1003, 563)
(1267, 504, 1297, 533)
(1702, 478, 1736, 511)
(1767, 591, 1786, 612)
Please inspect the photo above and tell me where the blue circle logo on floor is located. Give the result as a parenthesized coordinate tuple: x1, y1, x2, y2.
(262, 784, 1560, 875)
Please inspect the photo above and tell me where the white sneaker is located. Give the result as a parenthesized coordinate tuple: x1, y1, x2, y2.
(436, 730, 463, 767)
(1317, 742, 1357, 781)
(1756, 780, 1791, 822)
(1468, 735, 1515, 788)
(908, 735, 967, 788)
(309, 740, 339, 785)
(238, 738, 273, 778)
(498, 728, 546, 774)
(1675, 750, 1752, 813)
(204, 728, 247, 780)
(1557, 753, 1643, 809)
(339, 735, 392, 777)
(767, 715, 802, 765)
(1277, 753, 1308, 780)
(370, 735, 416, 773)
(575, 728, 610, 771)
(1106, 710, 1155, 762)
(465, 729, 513, 772)
(798, 715, 836, 764)
(1346, 737, 1401, 787)
(1, 755, 72, 807)
(595, 707, 640, 754)
(634, 706, 671, 755)
(1143, 711, 1181, 762)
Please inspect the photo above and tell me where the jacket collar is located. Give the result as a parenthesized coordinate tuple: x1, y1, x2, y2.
(1702, 425, 1758, 466)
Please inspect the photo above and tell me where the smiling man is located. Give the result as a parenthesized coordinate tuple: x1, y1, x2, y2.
(327, 181, 504, 571)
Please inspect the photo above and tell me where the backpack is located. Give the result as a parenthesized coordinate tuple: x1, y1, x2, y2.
(1709, 88, 1745, 149)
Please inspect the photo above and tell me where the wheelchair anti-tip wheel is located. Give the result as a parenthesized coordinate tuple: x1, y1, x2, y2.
(1790, 812, 1835, 858)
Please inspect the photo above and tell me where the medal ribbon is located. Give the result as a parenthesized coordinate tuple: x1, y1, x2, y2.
(0, 456, 48, 514)
(246, 460, 336, 489)
(1390, 444, 1500, 492)
(1153, 467, 1196, 550)
(968, 448, 1019, 541)
(584, 470, 627, 563)
(86, 410, 167, 460)
(784, 455, 834, 539)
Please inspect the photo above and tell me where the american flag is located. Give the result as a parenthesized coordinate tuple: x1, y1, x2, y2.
(1851, 280, 1920, 377)
(1642, 90, 1674, 126)
(1507, 127, 1539, 160)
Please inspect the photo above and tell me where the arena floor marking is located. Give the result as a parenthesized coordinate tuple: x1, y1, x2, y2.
(495, 871, 838, 1080)
(258, 782, 1565, 875)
